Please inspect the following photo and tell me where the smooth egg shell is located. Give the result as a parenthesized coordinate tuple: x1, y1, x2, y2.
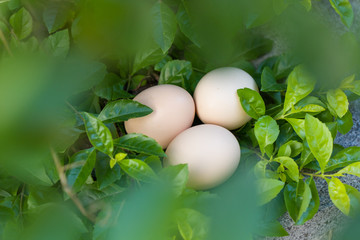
(194, 67, 258, 130)
(124, 84, 195, 149)
(164, 124, 241, 190)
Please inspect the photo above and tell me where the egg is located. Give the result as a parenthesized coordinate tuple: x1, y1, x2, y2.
(124, 84, 195, 149)
(164, 124, 241, 190)
(194, 67, 259, 130)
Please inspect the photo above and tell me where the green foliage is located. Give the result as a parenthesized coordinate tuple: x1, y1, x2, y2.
(1, 0, 360, 239)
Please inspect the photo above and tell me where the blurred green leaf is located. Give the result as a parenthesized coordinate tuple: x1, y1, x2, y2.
(258, 220, 288, 237)
(340, 74, 355, 89)
(9, 7, 33, 40)
(43, 0, 75, 33)
(176, 208, 208, 240)
(328, 177, 350, 215)
(151, 1, 177, 53)
(350, 80, 360, 96)
(176, 1, 200, 47)
(327, 89, 349, 118)
(159, 60, 193, 89)
(42, 29, 70, 57)
(98, 99, 153, 124)
(344, 184, 360, 216)
(67, 148, 96, 193)
(114, 133, 166, 157)
(159, 164, 188, 197)
(81, 112, 114, 157)
(255, 116, 280, 157)
(237, 88, 265, 120)
(305, 114, 333, 173)
(94, 73, 133, 100)
(261, 67, 286, 92)
(329, 0, 353, 28)
(132, 42, 166, 74)
(283, 65, 315, 113)
(257, 178, 284, 205)
(119, 159, 157, 182)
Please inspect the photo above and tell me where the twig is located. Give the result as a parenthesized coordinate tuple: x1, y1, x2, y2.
(50, 147, 96, 223)
(63, 161, 86, 171)
(0, 29, 13, 56)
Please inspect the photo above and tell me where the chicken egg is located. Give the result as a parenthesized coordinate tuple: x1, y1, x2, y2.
(124, 84, 195, 149)
(194, 67, 258, 130)
(164, 124, 241, 190)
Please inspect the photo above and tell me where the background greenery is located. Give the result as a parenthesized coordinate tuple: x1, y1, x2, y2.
(0, 0, 360, 239)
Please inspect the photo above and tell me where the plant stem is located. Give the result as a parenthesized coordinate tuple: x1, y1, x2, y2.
(302, 172, 337, 178)
(50, 147, 96, 223)
(0, 29, 13, 56)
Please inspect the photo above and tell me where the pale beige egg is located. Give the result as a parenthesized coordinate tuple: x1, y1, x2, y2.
(194, 67, 259, 130)
(124, 84, 195, 149)
(164, 124, 241, 190)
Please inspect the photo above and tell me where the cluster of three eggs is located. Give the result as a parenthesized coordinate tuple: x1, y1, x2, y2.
(125, 67, 258, 190)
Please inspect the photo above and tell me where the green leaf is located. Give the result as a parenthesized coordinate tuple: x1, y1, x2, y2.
(286, 104, 326, 119)
(175, 208, 208, 240)
(154, 55, 172, 71)
(95, 152, 122, 189)
(42, 29, 70, 57)
(337, 110, 353, 135)
(43, 0, 75, 33)
(176, 1, 200, 47)
(159, 164, 189, 197)
(296, 177, 320, 225)
(256, 178, 285, 205)
(284, 180, 312, 223)
(81, 112, 114, 157)
(350, 80, 360, 96)
(9, 7, 33, 40)
(340, 74, 355, 89)
(67, 148, 96, 193)
(327, 89, 349, 118)
(278, 141, 303, 158)
(258, 220, 289, 237)
(283, 65, 315, 113)
(254, 116, 280, 157)
(98, 99, 153, 124)
(344, 184, 360, 215)
(328, 178, 350, 215)
(301, 0, 312, 11)
(159, 60, 193, 89)
(260, 67, 286, 92)
(254, 160, 268, 179)
(94, 73, 134, 100)
(329, 0, 354, 28)
(119, 159, 157, 182)
(305, 114, 333, 173)
(151, 1, 177, 53)
(326, 147, 360, 171)
(274, 157, 299, 182)
(237, 88, 266, 120)
(338, 162, 360, 178)
(132, 42, 166, 75)
(114, 133, 166, 157)
(299, 140, 314, 169)
(286, 118, 305, 140)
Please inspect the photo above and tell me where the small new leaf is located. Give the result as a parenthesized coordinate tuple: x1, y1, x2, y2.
(327, 89, 349, 118)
